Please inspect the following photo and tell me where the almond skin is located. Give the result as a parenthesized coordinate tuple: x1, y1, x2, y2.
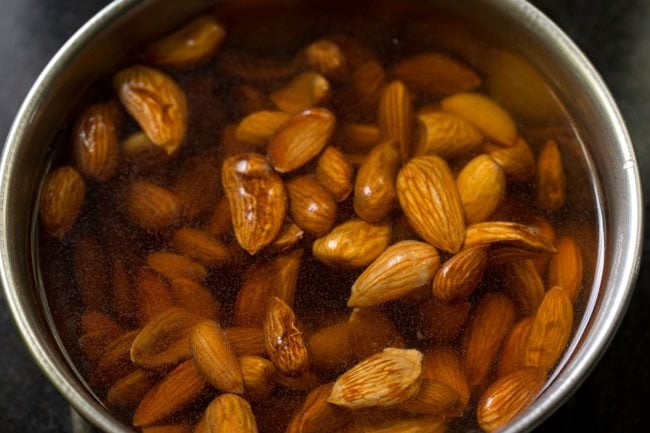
(222, 153, 287, 255)
(422, 348, 471, 413)
(39, 166, 85, 238)
(303, 39, 350, 81)
(309, 321, 355, 373)
(348, 308, 404, 360)
(432, 246, 487, 302)
(146, 251, 208, 282)
(287, 176, 337, 237)
(354, 140, 400, 223)
(205, 393, 258, 433)
(456, 154, 506, 224)
(73, 101, 120, 181)
(190, 319, 245, 393)
(415, 110, 483, 158)
(484, 137, 535, 182)
(536, 139, 566, 212)
(107, 369, 155, 408)
(267, 108, 336, 173)
(126, 180, 182, 231)
(312, 219, 391, 269)
(498, 317, 534, 377)
(417, 299, 471, 344)
(501, 260, 545, 315)
(348, 240, 440, 307)
(169, 278, 219, 320)
(397, 155, 466, 253)
(287, 383, 351, 433)
(270, 72, 331, 114)
(398, 379, 461, 416)
(315, 146, 354, 202)
(378, 80, 414, 162)
(236, 111, 291, 148)
(476, 367, 546, 433)
(548, 237, 583, 303)
(264, 296, 310, 375)
(171, 227, 230, 266)
(239, 355, 277, 401)
(328, 348, 423, 409)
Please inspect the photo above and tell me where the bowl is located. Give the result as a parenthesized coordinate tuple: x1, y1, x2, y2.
(0, 0, 643, 432)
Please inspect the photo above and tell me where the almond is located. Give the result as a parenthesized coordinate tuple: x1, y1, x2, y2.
(378, 81, 413, 162)
(303, 40, 350, 81)
(422, 348, 471, 413)
(351, 415, 446, 433)
(270, 220, 304, 252)
(79, 312, 124, 363)
(112, 256, 136, 323)
(271, 72, 331, 114)
(313, 219, 391, 269)
(441, 92, 517, 146)
(239, 355, 277, 401)
(224, 327, 266, 356)
(143, 15, 225, 67)
(327, 34, 378, 70)
(205, 197, 232, 238)
(339, 61, 386, 119)
(267, 108, 336, 173)
(524, 286, 573, 372)
(415, 110, 483, 158)
(340, 123, 380, 153)
(114, 65, 187, 155)
(287, 176, 337, 236)
(309, 321, 355, 373)
(536, 139, 566, 211)
(169, 278, 219, 320)
(134, 360, 209, 427)
(39, 166, 85, 238)
(392, 52, 481, 96)
(121, 131, 171, 172)
(396, 155, 466, 253)
(348, 308, 403, 360)
(498, 317, 534, 377)
(456, 154, 506, 224)
(172, 153, 221, 220)
(328, 348, 423, 409)
(432, 246, 487, 302)
(528, 215, 557, 274)
(194, 414, 207, 433)
(463, 293, 516, 387)
(287, 383, 351, 433)
(171, 227, 230, 266)
(126, 180, 182, 231)
(107, 369, 155, 408)
(264, 296, 310, 375)
(222, 153, 287, 254)
(464, 221, 557, 258)
(205, 393, 258, 433)
(548, 237, 583, 303)
(476, 367, 546, 433)
(236, 111, 291, 148)
(73, 101, 120, 181)
(348, 241, 440, 307)
(417, 299, 471, 344)
(134, 268, 175, 327)
(73, 236, 110, 311)
(94, 330, 139, 388)
(501, 260, 545, 315)
(484, 137, 535, 182)
(353, 140, 400, 223)
(315, 146, 354, 202)
(398, 379, 460, 416)
(143, 425, 192, 433)
(146, 251, 208, 282)
(190, 319, 245, 393)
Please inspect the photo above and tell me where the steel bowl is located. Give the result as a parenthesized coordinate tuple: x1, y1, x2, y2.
(0, 0, 643, 432)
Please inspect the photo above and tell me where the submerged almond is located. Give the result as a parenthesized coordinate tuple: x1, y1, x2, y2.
(501, 260, 545, 315)
(418, 299, 471, 344)
(239, 355, 277, 401)
(398, 379, 460, 416)
(548, 237, 583, 303)
(340, 123, 380, 153)
(415, 110, 483, 158)
(264, 297, 310, 376)
(348, 308, 404, 360)
(498, 317, 534, 377)
(171, 227, 230, 266)
(354, 140, 400, 223)
(339, 60, 386, 118)
(303, 39, 350, 81)
(287, 383, 350, 433)
(484, 137, 535, 182)
(287, 176, 337, 236)
(422, 348, 471, 413)
(73, 101, 120, 182)
(432, 246, 487, 302)
(536, 139, 566, 212)
(204, 393, 258, 433)
(315, 146, 354, 202)
(271, 72, 331, 115)
(378, 80, 413, 162)
(169, 278, 219, 320)
(39, 166, 85, 238)
(107, 369, 155, 408)
(456, 154, 506, 224)
(309, 321, 355, 372)
(236, 111, 291, 148)
(464, 221, 557, 257)
(146, 251, 208, 282)
(126, 180, 181, 231)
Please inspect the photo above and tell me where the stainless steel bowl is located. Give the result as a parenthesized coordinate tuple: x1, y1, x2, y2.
(0, 0, 643, 432)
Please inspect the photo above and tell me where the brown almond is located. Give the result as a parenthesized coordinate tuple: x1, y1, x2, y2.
(502, 260, 545, 315)
(398, 379, 460, 416)
(392, 52, 481, 96)
(112, 256, 136, 323)
(353, 140, 400, 223)
(415, 110, 483, 158)
(171, 153, 221, 221)
(190, 319, 245, 393)
(134, 268, 175, 327)
(267, 108, 336, 173)
(147, 251, 207, 282)
(457, 154, 506, 224)
(94, 330, 139, 388)
(476, 367, 546, 433)
(528, 216, 557, 274)
(271, 72, 331, 115)
(222, 153, 287, 254)
(224, 327, 266, 356)
(239, 355, 277, 401)
(351, 415, 446, 433)
(417, 299, 471, 344)
(328, 348, 423, 409)
(39, 166, 85, 238)
(548, 237, 583, 303)
(484, 137, 535, 182)
(73, 236, 110, 311)
(107, 369, 155, 408)
(309, 321, 355, 373)
(524, 287, 573, 372)
(114, 65, 187, 155)
(143, 425, 192, 433)
(397, 155, 466, 253)
(463, 293, 516, 387)
(422, 348, 471, 412)
(348, 308, 403, 360)
(432, 246, 487, 302)
(313, 219, 391, 269)
(236, 111, 291, 148)
(121, 131, 171, 173)
(303, 39, 350, 81)
(340, 123, 380, 153)
(205, 197, 232, 238)
(205, 393, 258, 433)
(498, 317, 534, 377)
(349, 241, 440, 307)
(264, 296, 309, 375)
(194, 414, 207, 433)
(339, 61, 386, 119)
(270, 220, 304, 252)
(143, 15, 225, 67)
(79, 312, 124, 362)
(134, 360, 209, 427)
(171, 227, 230, 266)
(464, 221, 557, 257)
(126, 180, 182, 231)
(73, 101, 120, 181)
(536, 139, 566, 212)
(169, 278, 219, 320)
(326, 34, 377, 71)
(287, 383, 351, 433)
(378, 80, 413, 162)
(287, 176, 337, 236)
(315, 146, 354, 202)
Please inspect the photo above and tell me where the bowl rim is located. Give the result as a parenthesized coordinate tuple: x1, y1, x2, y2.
(0, 0, 643, 432)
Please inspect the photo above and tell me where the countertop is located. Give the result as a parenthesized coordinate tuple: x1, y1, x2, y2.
(1, 0, 648, 432)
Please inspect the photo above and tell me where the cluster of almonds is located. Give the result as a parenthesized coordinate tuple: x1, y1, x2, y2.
(38, 11, 586, 433)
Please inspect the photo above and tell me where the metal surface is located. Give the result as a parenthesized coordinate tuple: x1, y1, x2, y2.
(0, 1, 642, 433)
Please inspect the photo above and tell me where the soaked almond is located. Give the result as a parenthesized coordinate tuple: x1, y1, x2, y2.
(354, 140, 400, 223)
(271, 72, 331, 114)
(378, 80, 413, 162)
(456, 154, 506, 224)
(169, 278, 219, 320)
(422, 348, 471, 413)
(264, 297, 310, 376)
(107, 369, 155, 408)
(39, 166, 85, 238)
(415, 110, 483, 158)
(236, 111, 291, 148)
(340, 123, 380, 153)
(204, 393, 258, 433)
(501, 260, 545, 315)
(432, 246, 487, 302)
(303, 39, 350, 81)
(134, 268, 175, 327)
(536, 139, 566, 211)
(339, 60, 386, 118)
(239, 356, 277, 401)
(309, 321, 355, 373)
(73, 236, 110, 311)
(146, 251, 208, 282)
(287, 383, 350, 433)
(287, 176, 337, 237)
(171, 227, 230, 266)
(126, 180, 182, 231)
(484, 137, 535, 182)
(315, 146, 354, 202)
(548, 237, 583, 303)
(348, 308, 404, 360)
(497, 318, 534, 377)
(73, 101, 120, 181)
(417, 299, 471, 344)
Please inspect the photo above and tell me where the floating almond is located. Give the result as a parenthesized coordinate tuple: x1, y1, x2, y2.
(313, 219, 390, 269)
(351, 415, 446, 433)
(536, 139, 566, 212)
(134, 268, 175, 327)
(328, 348, 423, 409)
(548, 237, 583, 303)
(147, 251, 207, 282)
(431, 246, 487, 302)
(303, 39, 350, 81)
(271, 72, 331, 114)
(349, 241, 440, 307)
(222, 153, 287, 254)
(190, 319, 245, 393)
(264, 296, 310, 375)
(73, 101, 120, 181)
(340, 123, 380, 153)
(397, 155, 466, 253)
(348, 308, 403, 360)
(309, 321, 355, 373)
(107, 369, 155, 408)
(338, 61, 386, 119)
(415, 110, 483, 158)
(315, 146, 354, 202)
(169, 278, 219, 320)
(441, 92, 517, 146)
(172, 227, 230, 266)
(464, 221, 557, 257)
(501, 260, 545, 315)
(205, 393, 258, 433)
(287, 383, 350, 433)
(417, 299, 471, 344)
(224, 327, 266, 356)
(114, 65, 187, 155)
(143, 15, 225, 67)
(354, 140, 400, 223)
(392, 52, 481, 96)
(236, 111, 291, 148)
(39, 166, 85, 238)
(126, 180, 182, 231)
(524, 287, 573, 373)
(456, 154, 506, 224)
(476, 367, 546, 433)
(239, 355, 277, 401)
(287, 176, 337, 236)
(73, 236, 110, 312)
(378, 80, 413, 162)
(498, 317, 534, 377)
(398, 379, 460, 416)
(484, 137, 535, 182)
(422, 348, 471, 413)
(267, 108, 336, 173)
(463, 293, 516, 387)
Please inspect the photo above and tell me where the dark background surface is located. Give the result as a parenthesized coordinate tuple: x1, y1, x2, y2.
(0, 0, 648, 432)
